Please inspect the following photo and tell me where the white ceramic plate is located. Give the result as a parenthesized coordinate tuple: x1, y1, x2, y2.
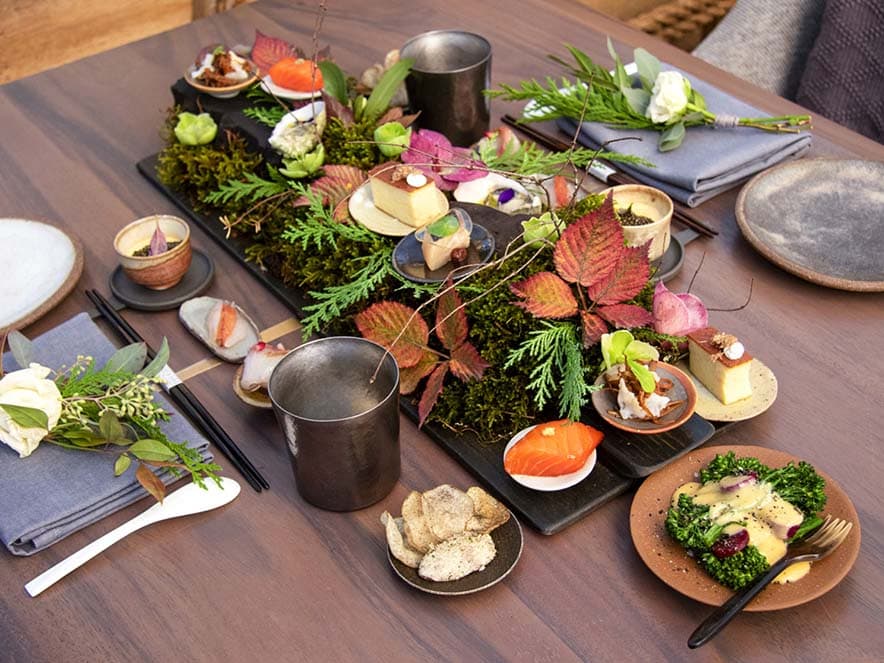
(259, 75, 322, 100)
(348, 182, 449, 237)
(503, 425, 598, 491)
(678, 358, 778, 422)
(0, 218, 83, 334)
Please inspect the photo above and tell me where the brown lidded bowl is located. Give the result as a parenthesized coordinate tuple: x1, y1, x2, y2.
(114, 214, 192, 290)
(601, 184, 674, 262)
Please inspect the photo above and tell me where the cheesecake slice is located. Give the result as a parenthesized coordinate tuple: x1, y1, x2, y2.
(687, 327, 753, 405)
(369, 164, 448, 228)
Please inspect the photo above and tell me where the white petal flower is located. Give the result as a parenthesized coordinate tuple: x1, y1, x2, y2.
(646, 71, 690, 125)
(0, 363, 62, 457)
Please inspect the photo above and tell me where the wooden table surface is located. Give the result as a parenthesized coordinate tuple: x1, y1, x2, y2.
(2, 1, 883, 661)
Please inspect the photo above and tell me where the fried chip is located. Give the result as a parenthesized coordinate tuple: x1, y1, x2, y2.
(417, 532, 496, 582)
(381, 511, 423, 569)
(465, 486, 511, 534)
(401, 490, 440, 554)
(420, 484, 475, 541)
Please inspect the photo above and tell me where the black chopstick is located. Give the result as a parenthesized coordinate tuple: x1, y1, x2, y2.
(501, 114, 719, 238)
(85, 289, 269, 492)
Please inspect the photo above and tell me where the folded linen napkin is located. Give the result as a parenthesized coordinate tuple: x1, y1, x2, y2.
(0, 313, 213, 556)
(557, 66, 813, 207)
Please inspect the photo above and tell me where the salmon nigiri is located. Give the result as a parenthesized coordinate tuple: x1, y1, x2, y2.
(504, 420, 603, 477)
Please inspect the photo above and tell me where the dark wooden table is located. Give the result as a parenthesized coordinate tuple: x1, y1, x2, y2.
(2, 1, 883, 661)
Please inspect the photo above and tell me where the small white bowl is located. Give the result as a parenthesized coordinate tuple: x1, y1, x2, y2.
(602, 184, 674, 262)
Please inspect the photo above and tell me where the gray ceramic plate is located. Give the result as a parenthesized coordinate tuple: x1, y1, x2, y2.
(110, 249, 214, 311)
(736, 159, 884, 292)
(388, 513, 522, 595)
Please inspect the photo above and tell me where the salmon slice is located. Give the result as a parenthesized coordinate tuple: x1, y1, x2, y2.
(504, 420, 603, 477)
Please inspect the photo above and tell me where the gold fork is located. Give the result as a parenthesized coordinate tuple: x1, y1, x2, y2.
(688, 516, 854, 648)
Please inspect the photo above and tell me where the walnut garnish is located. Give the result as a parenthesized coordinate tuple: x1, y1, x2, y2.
(711, 332, 738, 350)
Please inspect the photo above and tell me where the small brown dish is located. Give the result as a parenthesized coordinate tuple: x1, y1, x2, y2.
(114, 214, 192, 290)
(184, 66, 259, 99)
(591, 361, 697, 434)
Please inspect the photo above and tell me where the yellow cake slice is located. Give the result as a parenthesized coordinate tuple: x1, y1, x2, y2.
(369, 164, 448, 228)
(687, 327, 753, 405)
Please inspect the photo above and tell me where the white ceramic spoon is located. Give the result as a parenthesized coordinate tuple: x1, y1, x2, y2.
(25, 477, 241, 597)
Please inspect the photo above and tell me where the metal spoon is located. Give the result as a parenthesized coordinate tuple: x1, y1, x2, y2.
(25, 477, 241, 597)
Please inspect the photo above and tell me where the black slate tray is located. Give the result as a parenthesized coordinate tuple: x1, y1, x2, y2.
(137, 85, 727, 532)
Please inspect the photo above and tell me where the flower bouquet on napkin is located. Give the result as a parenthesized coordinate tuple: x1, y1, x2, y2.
(489, 40, 811, 151)
(0, 330, 219, 502)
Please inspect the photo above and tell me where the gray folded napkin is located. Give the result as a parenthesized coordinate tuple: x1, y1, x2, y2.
(0, 313, 212, 556)
(557, 66, 813, 206)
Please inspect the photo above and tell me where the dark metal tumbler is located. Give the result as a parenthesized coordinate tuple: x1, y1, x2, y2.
(401, 30, 492, 147)
(268, 337, 400, 511)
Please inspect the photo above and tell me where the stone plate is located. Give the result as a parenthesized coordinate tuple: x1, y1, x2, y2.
(736, 159, 884, 292)
(388, 512, 522, 595)
(630, 445, 861, 610)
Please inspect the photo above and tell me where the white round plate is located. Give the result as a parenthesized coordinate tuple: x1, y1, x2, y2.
(348, 182, 449, 237)
(0, 218, 83, 334)
(259, 75, 322, 100)
(678, 359, 778, 422)
(503, 425, 598, 491)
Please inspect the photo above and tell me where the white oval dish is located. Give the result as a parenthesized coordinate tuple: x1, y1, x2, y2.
(503, 425, 598, 492)
(259, 75, 322, 100)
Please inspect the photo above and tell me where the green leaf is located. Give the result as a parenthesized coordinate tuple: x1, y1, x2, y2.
(625, 340, 659, 363)
(621, 87, 651, 116)
(318, 60, 348, 104)
(607, 38, 629, 90)
(658, 122, 686, 151)
(99, 410, 126, 444)
(69, 432, 112, 447)
(129, 439, 178, 462)
(633, 48, 660, 90)
(103, 342, 147, 374)
(114, 454, 132, 476)
(0, 403, 48, 429)
(691, 89, 707, 111)
(627, 357, 657, 393)
(601, 330, 633, 369)
(142, 338, 170, 378)
(362, 58, 413, 125)
(7, 330, 34, 369)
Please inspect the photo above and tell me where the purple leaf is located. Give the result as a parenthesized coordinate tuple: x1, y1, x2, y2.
(148, 224, 168, 256)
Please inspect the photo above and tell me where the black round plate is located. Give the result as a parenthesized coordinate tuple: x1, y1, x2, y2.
(392, 223, 495, 284)
(388, 513, 522, 595)
(109, 248, 214, 311)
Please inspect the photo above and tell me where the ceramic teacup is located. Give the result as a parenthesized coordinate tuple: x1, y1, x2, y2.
(602, 184, 674, 262)
(114, 214, 192, 290)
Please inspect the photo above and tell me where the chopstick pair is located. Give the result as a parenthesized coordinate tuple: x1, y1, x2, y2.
(85, 289, 270, 493)
(500, 114, 718, 239)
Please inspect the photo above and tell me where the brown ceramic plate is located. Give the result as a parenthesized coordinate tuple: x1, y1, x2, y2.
(184, 65, 259, 99)
(232, 365, 273, 409)
(630, 445, 861, 611)
(591, 361, 697, 434)
(736, 159, 884, 292)
(388, 513, 522, 595)
(0, 218, 83, 335)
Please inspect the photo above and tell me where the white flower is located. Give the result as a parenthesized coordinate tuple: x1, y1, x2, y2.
(0, 364, 62, 458)
(645, 71, 690, 125)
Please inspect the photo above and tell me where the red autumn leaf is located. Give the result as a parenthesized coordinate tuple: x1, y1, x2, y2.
(292, 165, 365, 209)
(418, 362, 449, 427)
(587, 243, 651, 305)
(376, 106, 404, 127)
(135, 463, 166, 503)
(354, 301, 429, 368)
(449, 342, 490, 381)
(435, 280, 468, 350)
(580, 311, 609, 347)
(250, 30, 298, 72)
(510, 272, 578, 319)
(597, 303, 654, 329)
(399, 354, 438, 395)
(322, 92, 355, 125)
(553, 194, 625, 287)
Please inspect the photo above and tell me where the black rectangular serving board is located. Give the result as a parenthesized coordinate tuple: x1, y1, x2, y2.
(138, 148, 726, 534)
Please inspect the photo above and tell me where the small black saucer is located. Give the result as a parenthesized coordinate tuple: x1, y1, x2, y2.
(109, 249, 214, 311)
(652, 228, 699, 283)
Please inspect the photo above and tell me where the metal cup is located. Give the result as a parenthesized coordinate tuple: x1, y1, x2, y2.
(268, 337, 400, 511)
(401, 30, 492, 147)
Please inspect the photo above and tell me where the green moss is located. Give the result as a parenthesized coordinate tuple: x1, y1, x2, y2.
(323, 117, 378, 170)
